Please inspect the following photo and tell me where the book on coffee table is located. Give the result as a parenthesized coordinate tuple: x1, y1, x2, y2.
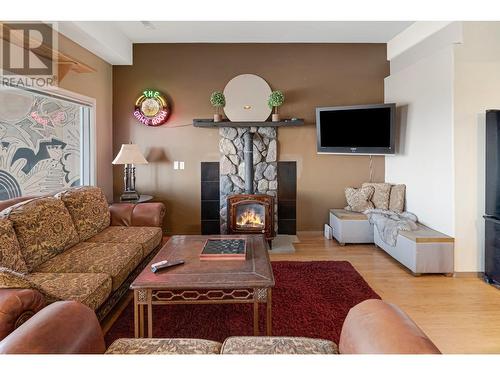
(200, 238, 247, 260)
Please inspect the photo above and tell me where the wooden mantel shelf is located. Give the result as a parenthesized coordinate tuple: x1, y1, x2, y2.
(193, 118, 305, 128)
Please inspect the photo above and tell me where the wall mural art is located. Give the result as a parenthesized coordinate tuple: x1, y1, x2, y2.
(0, 89, 81, 200)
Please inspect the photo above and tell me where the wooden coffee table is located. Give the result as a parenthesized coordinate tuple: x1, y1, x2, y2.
(131, 234, 275, 338)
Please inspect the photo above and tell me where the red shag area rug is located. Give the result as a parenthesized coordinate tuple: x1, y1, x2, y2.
(105, 261, 380, 346)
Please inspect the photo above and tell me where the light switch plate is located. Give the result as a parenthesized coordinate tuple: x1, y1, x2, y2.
(174, 161, 179, 170)
(179, 161, 185, 170)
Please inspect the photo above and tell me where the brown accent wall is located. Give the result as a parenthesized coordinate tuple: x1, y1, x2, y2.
(113, 43, 387, 234)
(57, 34, 113, 200)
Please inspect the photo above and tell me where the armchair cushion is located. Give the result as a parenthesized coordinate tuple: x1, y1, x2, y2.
(1, 197, 79, 272)
(86, 226, 162, 257)
(35, 242, 143, 291)
(56, 186, 111, 241)
(0, 219, 27, 274)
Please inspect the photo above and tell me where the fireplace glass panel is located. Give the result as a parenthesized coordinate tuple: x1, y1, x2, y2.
(235, 203, 265, 229)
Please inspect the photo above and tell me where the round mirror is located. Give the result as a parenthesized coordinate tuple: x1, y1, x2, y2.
(223, 74, 272, 122)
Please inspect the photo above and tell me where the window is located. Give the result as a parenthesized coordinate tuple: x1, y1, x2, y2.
(0, 86, 94, 199)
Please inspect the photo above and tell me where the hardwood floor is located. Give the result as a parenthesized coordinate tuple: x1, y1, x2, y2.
(103, 232, 500, 354)
(270, 232, 500, 354)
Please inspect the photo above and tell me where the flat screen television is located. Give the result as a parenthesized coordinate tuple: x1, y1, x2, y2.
(316, 103, 396, 155)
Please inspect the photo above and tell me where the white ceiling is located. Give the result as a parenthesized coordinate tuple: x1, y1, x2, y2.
(116, 21, 413, 43)
(58, 21, 414, 65)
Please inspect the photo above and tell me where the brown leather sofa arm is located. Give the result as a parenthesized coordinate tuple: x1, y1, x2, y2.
(109, 202, 166, 227)
(0, 301, 105, 354)
(0, 289, 46, 341)
(339, 299, 441, 354)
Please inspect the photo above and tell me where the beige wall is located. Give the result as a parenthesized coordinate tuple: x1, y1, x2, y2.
(57, 34, 114, 200)
(384, 21, 500, 272)
(454, 22, 500, 272)
(113, 43, 387, 234)
(385, 45, 455, 236)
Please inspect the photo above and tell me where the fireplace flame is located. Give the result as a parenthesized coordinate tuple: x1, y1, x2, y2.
(237, 209, 264, 227)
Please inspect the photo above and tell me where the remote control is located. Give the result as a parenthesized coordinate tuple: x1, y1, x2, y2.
(151, 260, 184, 273)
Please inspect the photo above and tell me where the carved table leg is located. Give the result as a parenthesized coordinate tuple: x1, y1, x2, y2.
(135, 289, 148, 338)
(139, 304, 144, 338)
(266, 288, 272, 336)
(253, 298, 259, 336)
(134, 290, 139, 338)
(147, 290, 153, 338)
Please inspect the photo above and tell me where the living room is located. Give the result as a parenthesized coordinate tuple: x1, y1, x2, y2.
(1, 1, 500, 372)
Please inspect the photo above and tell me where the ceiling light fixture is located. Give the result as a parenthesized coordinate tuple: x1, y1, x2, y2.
(140, 21, 156, 30)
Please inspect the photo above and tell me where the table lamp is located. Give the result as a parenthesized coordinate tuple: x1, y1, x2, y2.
(112, 144, 148, 201)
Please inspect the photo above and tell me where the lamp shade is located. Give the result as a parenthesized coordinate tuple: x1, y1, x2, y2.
(112, 144, 148, 165)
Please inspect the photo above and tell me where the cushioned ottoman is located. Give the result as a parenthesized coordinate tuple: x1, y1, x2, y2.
(105, 338, 222, 354)
(220, 336, 338, 354)
(329, 209, 374, 245)
(105, 337, 338, 355)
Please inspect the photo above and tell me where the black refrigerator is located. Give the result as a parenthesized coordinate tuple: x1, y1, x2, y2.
(485, 110, 500, 285)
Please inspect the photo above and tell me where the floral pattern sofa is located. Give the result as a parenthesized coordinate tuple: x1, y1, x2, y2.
(0, 186, 165, 324)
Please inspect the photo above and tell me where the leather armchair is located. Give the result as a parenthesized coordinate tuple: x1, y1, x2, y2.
(109, 202, 166, 227)
(0, 301, 105, 354)
(0, 289, 46, 341)
(339, 299, 441, 354)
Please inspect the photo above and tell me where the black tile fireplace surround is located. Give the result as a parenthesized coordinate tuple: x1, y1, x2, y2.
(201, 162, 220, 235)
(200, 161, 296, 235)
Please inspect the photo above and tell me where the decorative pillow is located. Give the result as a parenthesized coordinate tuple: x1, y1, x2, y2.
(362, 182, 392, 210)
(55, 186, 110, 241)
(344, 186, 375, 213)
(389, 184, 406, 214)
(0, 219, 28, 274)
(2, 197, 79, 272)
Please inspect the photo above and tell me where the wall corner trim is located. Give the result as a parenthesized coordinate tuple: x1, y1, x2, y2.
(388, 22, 457, 61)
(388, 22, 463, 74)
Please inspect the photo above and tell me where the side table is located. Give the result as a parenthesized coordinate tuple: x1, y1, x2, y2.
(113, 195, 154, 204)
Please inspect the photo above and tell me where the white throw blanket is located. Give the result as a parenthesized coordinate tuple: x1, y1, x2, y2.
(364, 209, 418, 247)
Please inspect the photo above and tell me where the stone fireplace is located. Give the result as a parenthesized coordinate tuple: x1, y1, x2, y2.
(219, 126, 278, 236)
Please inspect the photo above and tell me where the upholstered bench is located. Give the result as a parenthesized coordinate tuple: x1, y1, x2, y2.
(329, 209, 374, 245)
(374, 223, 454, 275)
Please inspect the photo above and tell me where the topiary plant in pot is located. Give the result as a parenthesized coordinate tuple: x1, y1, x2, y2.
(268, 90, 284, 122)
(210, 91, 226, 122)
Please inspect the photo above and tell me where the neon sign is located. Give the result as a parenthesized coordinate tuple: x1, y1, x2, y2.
(134, 89, 170, 126)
